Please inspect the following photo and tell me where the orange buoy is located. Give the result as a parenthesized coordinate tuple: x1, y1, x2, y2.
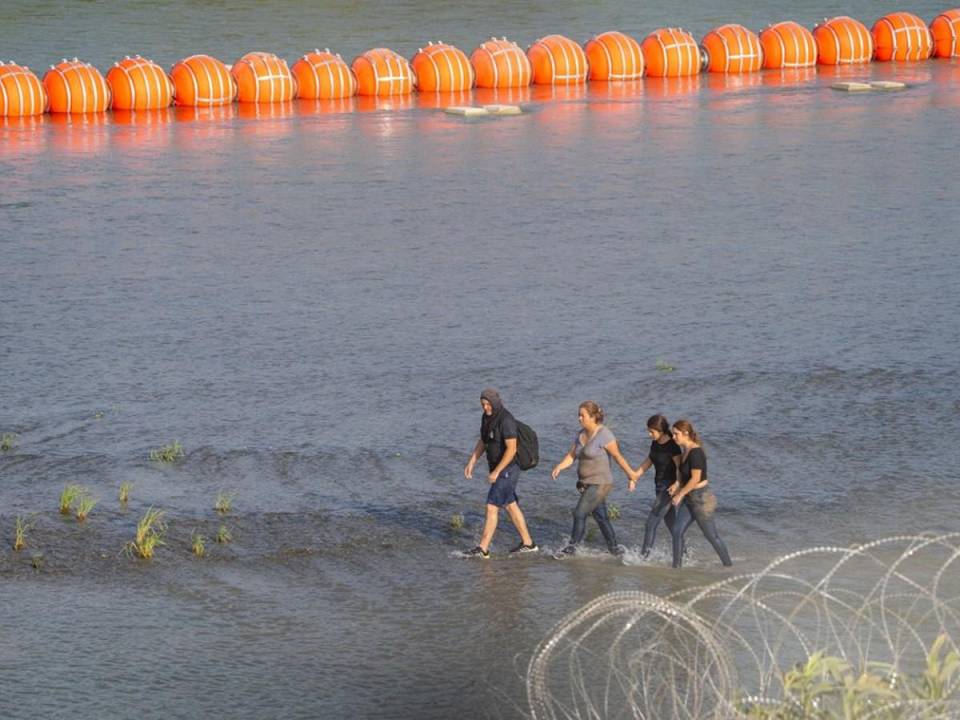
(291, 49, 357, 99)
(931, 9, 960, 57)
(759, 21, 818, 68)
(872, 12, 934, 61)
(584, 31, 644, 80)
(411, 42, 474, 92)
(231, 51, 296, 103)
(0, 62, 47, 116)
(701, 24, 764, 73)
(527, 34, 589, 85)
(43, 59, 110, 113)
(641, 28, 701, 77)
(170, 54, 236, 107)
(813, 16, 874, 65)
(351, 48, 414, 96)
(106, 56, 174, 110)
(470, 38, 533, 88)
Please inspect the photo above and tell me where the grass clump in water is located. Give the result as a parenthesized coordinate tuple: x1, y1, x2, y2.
(191, 532, 206, 558)
(214, 490, 236, 515)
(655, 360, 676, 373)
(741, 636, 960, 719)
(450, 513, 465, 530)
(124, 508, 166, 559)
(215, 525, 232, 544)
(149, 441, 184, 463)
(59, 484, 85, 515)
(1, 433, 17, 452)
(13, 515, 35, 551)
(119, 482, 133, 505)
(74, 493, 98, 522)
(607, 503, 621, 521)
(31, 553, 44, 570)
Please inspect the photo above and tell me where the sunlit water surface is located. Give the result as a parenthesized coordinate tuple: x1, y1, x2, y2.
(1, 1, 959, 718)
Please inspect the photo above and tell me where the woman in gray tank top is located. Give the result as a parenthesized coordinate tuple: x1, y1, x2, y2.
(550, 401, 638, 557)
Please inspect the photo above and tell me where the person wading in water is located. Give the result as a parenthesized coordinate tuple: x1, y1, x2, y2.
(462, 388, 538, 558)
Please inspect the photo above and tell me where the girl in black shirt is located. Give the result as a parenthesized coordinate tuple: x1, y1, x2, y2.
(668, 419, 732, 569)
(628, 414, 683, 557)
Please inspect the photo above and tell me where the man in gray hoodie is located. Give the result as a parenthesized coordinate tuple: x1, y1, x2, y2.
(462, 388, 538, 558)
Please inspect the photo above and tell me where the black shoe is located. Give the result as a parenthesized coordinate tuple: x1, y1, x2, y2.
(462, 546, 490, 559)
(554, 545, 576, 559)
(509, 541, 539, 554)
(608, 544, 625, 557)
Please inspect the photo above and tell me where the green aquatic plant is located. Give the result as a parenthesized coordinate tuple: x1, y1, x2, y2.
(31, 553, 44, 570)
(75, 493, 98, 522)
(739, 647, 953, 719)
(214, 490, 236, 515)
(607, 503, 621, 521)
(119, 482, 133, 505)
(124, 507, 166, 559)
(0, 433, 17, 452)
(13, 515, 35, 551)
(149, 441, 184, 463)
(449, 513, 466, 530)
(93, 411, 104, 420)
(215, 525, 232, 544)
(191, 532, 206, 558)
(59, 484, 85, 515)
(655, 359, 676, 373)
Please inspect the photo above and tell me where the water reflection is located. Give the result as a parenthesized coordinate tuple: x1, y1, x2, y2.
(47, 112, 110, 154)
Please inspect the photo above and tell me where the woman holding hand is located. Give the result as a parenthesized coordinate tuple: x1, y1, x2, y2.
(551, 401, 635, 557)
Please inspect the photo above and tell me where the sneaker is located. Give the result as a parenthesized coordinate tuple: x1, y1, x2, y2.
(553, 545, 576, 559)
(509, 541, 539, 554)
(608, 544, 625, 557)
(462, 546, 490, 559)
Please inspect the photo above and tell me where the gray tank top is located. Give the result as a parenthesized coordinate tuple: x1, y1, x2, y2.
(575, 426, 615, 485)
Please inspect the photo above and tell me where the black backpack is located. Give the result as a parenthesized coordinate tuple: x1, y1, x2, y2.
(515, 421, 539, 471)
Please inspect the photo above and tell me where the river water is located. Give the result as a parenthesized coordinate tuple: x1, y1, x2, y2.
(2, 1, 959, 718)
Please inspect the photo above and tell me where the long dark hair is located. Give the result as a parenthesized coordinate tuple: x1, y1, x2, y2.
(646, 414, 670, 435)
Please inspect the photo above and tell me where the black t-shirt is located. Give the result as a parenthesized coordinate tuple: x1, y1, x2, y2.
(649, 437, 683, 488)
(482, 409, 518, 471)
(680, 447, 708, 484)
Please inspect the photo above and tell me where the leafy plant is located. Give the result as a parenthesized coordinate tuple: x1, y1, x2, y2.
(0, 433, 16, 452)
(214, 490, 236, 515)
(75, 493, 98, 522)
(149, 441, 184, 463)
(655, 360, 676, 373)
(450, 513, 465, 530)
(31, 553, 44, 570)
(607, 503, 621, 521)
(119, 482, 133, 505)
(124, 508, 166, 559)
(740, 641, 959, 719)
(59, 484, 85, 515)
(215, 525, 232, 544)
(14, 515, 34, 551)
(191, 532, 206, 558)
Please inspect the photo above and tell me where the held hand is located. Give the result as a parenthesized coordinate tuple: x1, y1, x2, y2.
(667, 482, 679, 496)
(671, 492, 684, 507)
(627, 479, 637, 493)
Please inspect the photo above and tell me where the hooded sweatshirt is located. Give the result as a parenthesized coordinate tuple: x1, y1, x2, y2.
(480, 388, 518, 471)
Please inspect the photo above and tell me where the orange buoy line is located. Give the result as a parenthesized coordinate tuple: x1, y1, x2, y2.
(0, 61, 47, 116)
(760, 22, 818, 68)
(2, 7, 960, 118)
(701, 24, 764, 73)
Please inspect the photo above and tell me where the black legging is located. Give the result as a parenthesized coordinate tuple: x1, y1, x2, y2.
(670, 488, 732, 569)
(641, 485, 679, 556)
(570, 483, 618, 551)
